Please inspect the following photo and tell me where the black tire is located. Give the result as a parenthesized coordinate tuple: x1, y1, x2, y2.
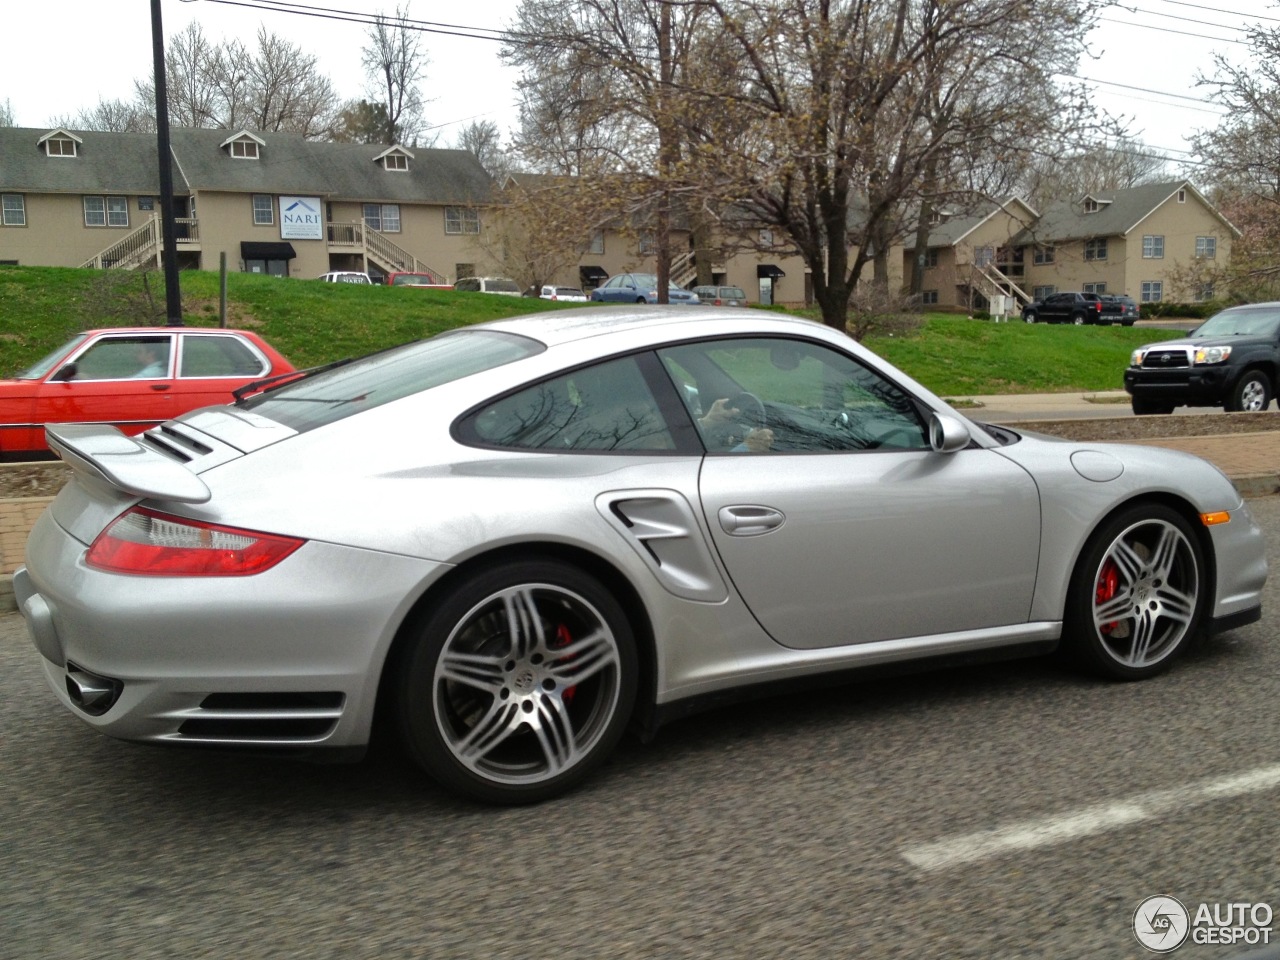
(1131, 399, 1174, 416)
(1071, 312, 1086, 325)
(1063, 504, 1206, 680)
(396, 559, 638, 804)
(1023, 310, 1037, 323)
(636, 296, 647, 303)
(1226, 370, 1272, 412)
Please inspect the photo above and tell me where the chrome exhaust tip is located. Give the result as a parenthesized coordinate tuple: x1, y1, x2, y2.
(65, 663, 122, 716)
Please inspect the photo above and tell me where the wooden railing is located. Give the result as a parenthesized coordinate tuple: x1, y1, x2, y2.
(81, 215, 200, 270)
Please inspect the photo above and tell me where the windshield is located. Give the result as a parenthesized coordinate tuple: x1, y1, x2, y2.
(12, 334, 87, 379)
(1191, 307, 1280, 339)
(239, 329, 544, 433)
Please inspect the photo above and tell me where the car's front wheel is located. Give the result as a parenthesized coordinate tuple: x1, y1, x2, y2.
(396, 559, 638, 803)
(1227, 370, 1272, 412)
(1064, 505, 1206, 680)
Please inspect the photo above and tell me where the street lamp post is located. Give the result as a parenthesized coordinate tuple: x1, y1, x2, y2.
(151, 0, 184, 326)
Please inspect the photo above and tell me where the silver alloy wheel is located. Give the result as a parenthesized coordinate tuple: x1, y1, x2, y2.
(1239, 377, 1267, 411)
(432, 583, 623, 786)
(1091, 518, 1199, 669)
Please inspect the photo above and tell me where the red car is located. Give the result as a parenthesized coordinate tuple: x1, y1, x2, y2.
(0, 327, 294, 461)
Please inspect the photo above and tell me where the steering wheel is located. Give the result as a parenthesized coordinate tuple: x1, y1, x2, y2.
(702, 391, 767, 450)
(727, 392, 766, 430)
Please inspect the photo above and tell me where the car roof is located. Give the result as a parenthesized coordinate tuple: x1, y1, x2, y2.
(476, 304, 809, 348)
(75, 327, 261, 336)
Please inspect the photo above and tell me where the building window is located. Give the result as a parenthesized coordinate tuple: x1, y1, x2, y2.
(639, 232, 655, 255)
(1195, 236, 1217, 259)
(1142, 235, 1164, 259)
(230, 139, 259, 159)
(587, 230, 604, 255)
(1083, 282, 1107, 294)
(45, 136, 77, 157)
(1083, 198, 1099, 213)
(383, 153, 408, 171)
(1084, 238, 1107, 261)
(137, 197, 155, 211)
(1177, 189, 1187, 203)
(84, 196, 128, 228)
(1033, 285, 1057, 299)
(759, 229, 774, 247)
(921, 248, 939, 268)
(444, 206, 480, 235)
(1141, 281, 1163, 303)
(1195, 283, 1215, 302)
(1032, 245, 1055, 265)
(921, 290, 938, 305)
(363, 203, 401, 233)
(252, 194, 274, 226)
(1, 194, 25, 226)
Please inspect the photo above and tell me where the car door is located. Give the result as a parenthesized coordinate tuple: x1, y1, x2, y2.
(168, 332, 274, 412)
(657, 336, 1042, 649)
(32, 332, 178, 436)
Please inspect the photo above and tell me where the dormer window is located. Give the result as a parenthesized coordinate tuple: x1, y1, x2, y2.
(37, 129, 83, 158)
(220, 131, 266, 160)
(374, 145, 414, 172)
(1083, 198, 1099, 213)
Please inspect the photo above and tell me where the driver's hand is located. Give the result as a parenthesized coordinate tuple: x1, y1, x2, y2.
(742, 427, 774, 452)
(700, 397, 739, 427)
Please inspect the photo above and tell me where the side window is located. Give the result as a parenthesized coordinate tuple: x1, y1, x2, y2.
(71, 336, 172, 380)
(179, 335, 268, 377)
(463, 355, 676, 452)
(657, 338, 927, 454)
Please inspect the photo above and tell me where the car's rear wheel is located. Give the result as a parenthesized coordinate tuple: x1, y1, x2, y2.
(636, 297, 648, 303)
(396, 559, 637, 803)
(1131, 399, 1174, 415)
(1023, 310, 1037, 323)
(1064, 505, 1206, 680)
(1226, 370, 1272, 412)
(1072, 312, 1086, 325)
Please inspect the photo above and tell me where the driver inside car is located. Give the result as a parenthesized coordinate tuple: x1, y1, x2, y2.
(699, 397, 774, 452)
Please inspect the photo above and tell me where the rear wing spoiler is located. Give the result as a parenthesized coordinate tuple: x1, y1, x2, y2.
(45, 424, 211, 504)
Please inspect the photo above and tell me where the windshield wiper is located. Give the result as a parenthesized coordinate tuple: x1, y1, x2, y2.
(232, 357, 357, 402)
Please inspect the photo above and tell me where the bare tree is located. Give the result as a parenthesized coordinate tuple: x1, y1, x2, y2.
(455, 120, 511, 180)
(128, 22, 340, 137)
(0, 99, 15, 127)
(52, 98, 155, 134)
(1187, 22, 1280, 298)
(362, 4, 430, 145)
(1022, 138, 1171, 209)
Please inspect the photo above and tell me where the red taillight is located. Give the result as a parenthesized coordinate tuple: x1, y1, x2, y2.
(86, 507, 304, 577)
(715, 299, 723, 305)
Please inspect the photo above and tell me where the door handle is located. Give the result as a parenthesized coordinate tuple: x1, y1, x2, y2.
(718, 505, 785, 536)
(149, 384, 172, 391)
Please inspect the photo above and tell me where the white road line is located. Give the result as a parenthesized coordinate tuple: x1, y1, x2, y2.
(902, 763, 1280, 871)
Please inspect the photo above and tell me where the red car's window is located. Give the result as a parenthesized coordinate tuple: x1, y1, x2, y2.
(178, 335, 268, 378)
(73, 336, 172, 380)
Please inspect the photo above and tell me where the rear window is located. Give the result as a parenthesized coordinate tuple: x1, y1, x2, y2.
(722, 288, 746, 299)
(486, 279, 521, 293)
(390, 274, 435, 286)
(239, 330, 544, 433)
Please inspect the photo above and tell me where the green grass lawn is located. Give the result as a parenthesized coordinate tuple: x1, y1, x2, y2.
(0, 266, 1184, 395)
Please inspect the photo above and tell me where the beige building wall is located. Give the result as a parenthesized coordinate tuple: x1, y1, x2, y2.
(1123, 200, 1233, 300)
(1023, 237, 1129, 297)
(0, 193, 161, 267)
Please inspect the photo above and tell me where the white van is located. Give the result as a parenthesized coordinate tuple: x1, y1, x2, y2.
(453, 276, 522, 296)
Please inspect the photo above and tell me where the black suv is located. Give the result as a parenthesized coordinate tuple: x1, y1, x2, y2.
(1021, 292, 1105, 325)
(1099, 294, 1140, 326)
(1124, 303, 1280, 414)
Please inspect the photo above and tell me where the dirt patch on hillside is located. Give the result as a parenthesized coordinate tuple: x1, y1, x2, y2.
(1008, 411, 1280, 442)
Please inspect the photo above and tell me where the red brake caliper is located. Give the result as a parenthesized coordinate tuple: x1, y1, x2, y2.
(553, 623, 577, 704)
(1095, 559, 1120, 635)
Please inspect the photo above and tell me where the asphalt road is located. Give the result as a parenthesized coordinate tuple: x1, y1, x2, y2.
(3, 499, 1279, 960)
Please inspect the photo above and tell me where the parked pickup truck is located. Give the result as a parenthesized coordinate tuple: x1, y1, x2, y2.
(1021, 292, 1106, 325)
(1099, 294, 1140, 326)
(1124, 302, 1280, 414)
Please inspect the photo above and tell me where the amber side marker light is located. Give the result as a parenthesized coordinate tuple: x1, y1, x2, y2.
(1201, 511, 1231, 527)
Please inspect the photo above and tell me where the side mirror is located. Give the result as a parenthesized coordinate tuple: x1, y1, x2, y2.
(929, 412, 971, 454)
(49, 362, 77, 382)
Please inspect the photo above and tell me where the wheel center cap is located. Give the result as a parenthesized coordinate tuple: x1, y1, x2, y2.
(512, 668, 537, 693)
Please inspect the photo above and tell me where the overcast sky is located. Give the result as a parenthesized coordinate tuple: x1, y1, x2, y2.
(2, 0, 1276, 167)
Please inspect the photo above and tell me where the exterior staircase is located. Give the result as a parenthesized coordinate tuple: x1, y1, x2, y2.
(327, 221, 448, 283)
(974, 262, 1031, 307)
(80, 214, 200, 270)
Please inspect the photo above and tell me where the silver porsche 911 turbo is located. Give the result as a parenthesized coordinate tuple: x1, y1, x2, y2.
(16, 307, 1268, 803)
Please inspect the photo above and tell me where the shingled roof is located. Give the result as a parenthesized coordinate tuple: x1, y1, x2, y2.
(0, 126, 494, 204)
(1010, 180, 1238, 244)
